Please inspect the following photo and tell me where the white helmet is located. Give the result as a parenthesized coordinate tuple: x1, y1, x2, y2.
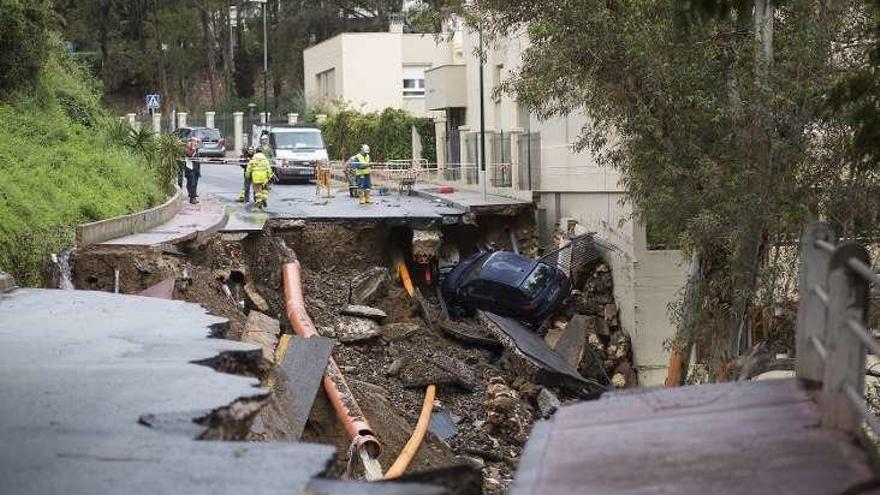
(360, 144, 370, 154)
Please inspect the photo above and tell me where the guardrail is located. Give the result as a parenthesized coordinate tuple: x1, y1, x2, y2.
(796, 222, 878, 435)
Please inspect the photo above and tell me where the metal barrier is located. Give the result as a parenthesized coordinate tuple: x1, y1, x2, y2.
(796, 222, 878, 435)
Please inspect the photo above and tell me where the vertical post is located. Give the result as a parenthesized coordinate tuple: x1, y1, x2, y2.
(152, 112, 162, 133)
(458, 126, 471, 184)
(821, 242, 870, 433)
(233, 111, 244, 155)
(178, 112, 188, 129)
(126, 113, 137, 128)
(527, 132, 532, 191)
(795, 222, 835, 382)
(205, 111, 216, 129)
(509, 128, 523, 191)
(262, 1, 268, 123)
(434, 115, 447, 174)
(288, 113, 298, 125)
(260, 112, 270, 124)
(478, 29, 487, 199)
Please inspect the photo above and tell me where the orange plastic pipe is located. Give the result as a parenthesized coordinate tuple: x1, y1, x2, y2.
(282, 261, 381, 459)
(384, 384, 436, 479)
(397, 262, 415, 297)
(665, 350, 684, 387)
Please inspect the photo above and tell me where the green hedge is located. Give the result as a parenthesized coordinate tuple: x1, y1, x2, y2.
(317, 106, 436, 163)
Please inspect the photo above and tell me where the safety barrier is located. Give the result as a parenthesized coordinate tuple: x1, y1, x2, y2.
(796, 222, 878, 434)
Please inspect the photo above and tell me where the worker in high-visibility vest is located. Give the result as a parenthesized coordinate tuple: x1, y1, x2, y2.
(246, 152, 272, 209)
(349, 144, 372, 205)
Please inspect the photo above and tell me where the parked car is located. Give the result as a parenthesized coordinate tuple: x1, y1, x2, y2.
(251, 124, 329, 183)
(441, 250, 571, 326)
(173, 127, 226, 158)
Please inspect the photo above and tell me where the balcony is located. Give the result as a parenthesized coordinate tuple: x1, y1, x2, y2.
(425, 64, 466, 110)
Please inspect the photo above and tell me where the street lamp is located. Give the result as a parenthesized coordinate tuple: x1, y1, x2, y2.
(250, 0, 268, 123)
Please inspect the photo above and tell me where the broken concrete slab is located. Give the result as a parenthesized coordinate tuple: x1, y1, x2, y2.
(275, 336, 335, 440)
(399, 353, 477, 391)
(438, 320, 500, 348)
(306, 479, 447, 495)
(536, 388, 561, 418)
(242, 311, 281, 363)
(379, 322, 420, 341)
(341, 304, 388, 322)
(481, 311, 594, 391)
(429, 411, 458, 440)
(553, 315, 588, 369)
(244, 283, 270, 312)
(350, 266, 391, 305)
(336, 316, 381, 343)
(138, 277, 175, 299)
(0, 288, 335, 495)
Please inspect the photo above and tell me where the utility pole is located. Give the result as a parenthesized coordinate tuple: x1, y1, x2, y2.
(478, 29, 487, 199)
(250, 0, 268, 122)
(262, 0, 268, 122)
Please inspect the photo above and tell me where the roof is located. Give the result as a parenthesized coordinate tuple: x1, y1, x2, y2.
(478, 251, 536, 288)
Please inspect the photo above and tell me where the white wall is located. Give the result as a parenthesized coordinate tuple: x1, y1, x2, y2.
(303, 36, 344, 109)
(303, 32, 452, 117)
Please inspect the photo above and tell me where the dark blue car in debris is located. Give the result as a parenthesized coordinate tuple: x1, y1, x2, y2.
(441, 250, 571, 326)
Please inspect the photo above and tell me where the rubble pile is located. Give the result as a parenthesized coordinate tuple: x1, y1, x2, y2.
(556, 262, 638, 388)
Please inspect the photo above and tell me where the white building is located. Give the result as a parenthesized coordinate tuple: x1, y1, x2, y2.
(425, 27, 689, 386)
(303, 21, 454, 117)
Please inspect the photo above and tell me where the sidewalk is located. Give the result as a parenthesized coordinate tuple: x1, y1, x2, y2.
(100, 197, 227, 246)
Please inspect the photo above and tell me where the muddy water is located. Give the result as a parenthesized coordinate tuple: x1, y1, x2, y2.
(52, 248, 75, 290)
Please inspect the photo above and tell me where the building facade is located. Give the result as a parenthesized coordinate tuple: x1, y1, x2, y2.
(303, 23, 454, 117)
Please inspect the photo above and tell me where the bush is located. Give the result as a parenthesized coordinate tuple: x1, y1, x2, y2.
(317, 103, 437, 162)
(0, 0, 52, 95)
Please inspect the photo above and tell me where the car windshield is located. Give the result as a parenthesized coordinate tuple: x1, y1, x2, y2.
(194, 129, 220, 141)
(272, 131, 323, 150)
(462, 253, 493, 285)
(519, 263, 555, 299)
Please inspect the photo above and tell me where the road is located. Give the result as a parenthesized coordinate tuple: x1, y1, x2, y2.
(198, 164, 465, 227)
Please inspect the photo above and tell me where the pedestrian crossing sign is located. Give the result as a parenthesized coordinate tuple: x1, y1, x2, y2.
(146, 94, 161, 109)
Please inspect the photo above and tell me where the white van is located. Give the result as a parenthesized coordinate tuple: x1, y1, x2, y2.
(252, 125, 329, 183)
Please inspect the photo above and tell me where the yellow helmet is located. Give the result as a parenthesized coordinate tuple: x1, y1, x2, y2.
(253, 152, 267, 161)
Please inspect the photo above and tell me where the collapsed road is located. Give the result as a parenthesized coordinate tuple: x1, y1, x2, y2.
(15, 164, 639, 494)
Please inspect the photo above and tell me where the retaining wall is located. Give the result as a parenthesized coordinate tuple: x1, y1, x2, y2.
(75, 188, 184, 247)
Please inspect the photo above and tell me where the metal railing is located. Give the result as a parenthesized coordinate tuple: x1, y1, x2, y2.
(796, 222, 878, 435)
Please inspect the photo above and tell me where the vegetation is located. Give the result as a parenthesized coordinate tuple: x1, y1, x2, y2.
(53, 1, 435, 112)
(469, 0, 880, 377)
(318, 103, 437, 163)
(0, 0, 53, 95)
(0, 43, 170, 286)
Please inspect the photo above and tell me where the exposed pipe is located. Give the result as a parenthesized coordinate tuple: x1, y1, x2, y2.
(282, 262, 383, 479)
(383, 262, 437, 480)
(397, 262, 415, 297)
(384, 384, 436, 480)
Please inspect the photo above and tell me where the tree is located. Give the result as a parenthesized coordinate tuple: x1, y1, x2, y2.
(0, 0, 53, 94)
(470, 0, 880, 378)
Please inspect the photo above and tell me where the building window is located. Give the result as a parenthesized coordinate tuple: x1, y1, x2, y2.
(403, 78, 425, 97)
(316, 68, 335, 99)
(403, 65, 428, 97)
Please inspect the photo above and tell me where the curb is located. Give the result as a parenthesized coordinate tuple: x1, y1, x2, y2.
(76, 187, 184, 247)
